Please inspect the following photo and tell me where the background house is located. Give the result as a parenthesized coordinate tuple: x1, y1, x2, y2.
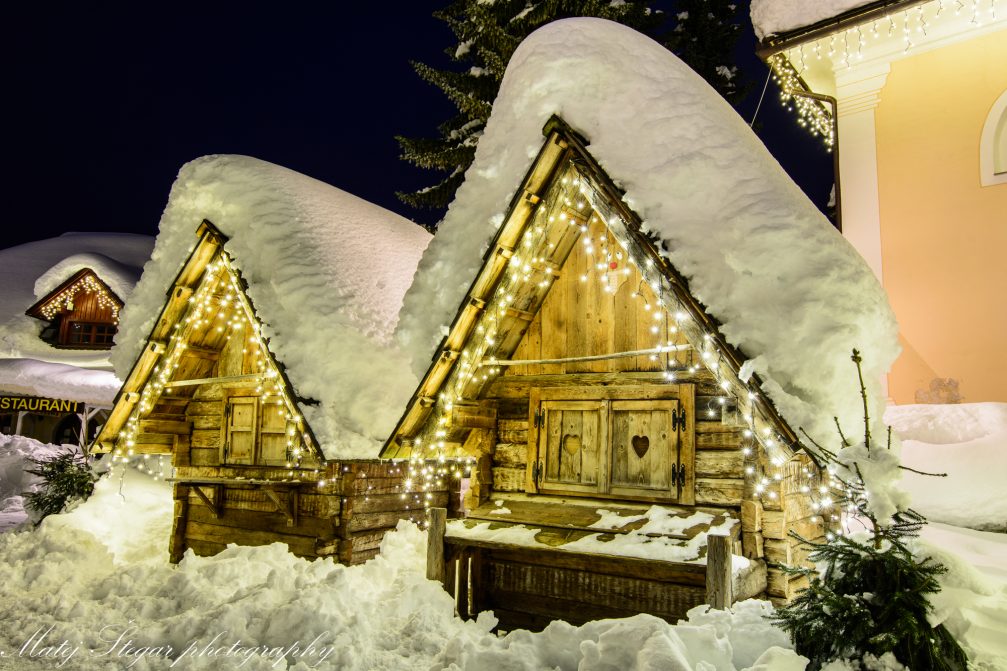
(0, 234, 153, 444)
(752, 0, 1007, 404)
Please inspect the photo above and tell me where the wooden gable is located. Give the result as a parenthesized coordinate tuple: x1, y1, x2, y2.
(382, 116, 801, 467)
(93, 221, 321, 469)
(26, 268, 124, 349)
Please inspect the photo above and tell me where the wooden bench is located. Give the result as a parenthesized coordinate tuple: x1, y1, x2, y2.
(426, 498, 764, 631)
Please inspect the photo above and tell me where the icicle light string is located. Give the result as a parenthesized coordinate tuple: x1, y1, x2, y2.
(774, 0, 1005, 145)
(38, 274, 120, 322)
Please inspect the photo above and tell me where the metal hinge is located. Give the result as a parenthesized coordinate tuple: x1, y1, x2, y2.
(671, 407, 687, 432)
(531, 460, 542, 484)
(534, 409, 545, 429)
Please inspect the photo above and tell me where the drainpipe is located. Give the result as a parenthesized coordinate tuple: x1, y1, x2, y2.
(788, 89, 842, 232)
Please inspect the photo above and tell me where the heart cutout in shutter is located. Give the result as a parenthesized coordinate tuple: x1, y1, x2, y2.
(562, 434, 582, 455)
(631, 435, 650, 458)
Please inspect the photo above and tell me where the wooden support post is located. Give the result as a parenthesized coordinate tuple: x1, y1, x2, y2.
(426, 507, 447, 583)
(169, 485, 190, 564)
(706, 532, 734, 610)
(455, 551, 471, 620)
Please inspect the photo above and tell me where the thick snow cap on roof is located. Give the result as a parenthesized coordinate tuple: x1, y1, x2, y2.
(33, 253, 143, 303)
(397, 19, 900, 471)
(750, 0, 875, 40)
(114, 156, 431, 459)
(0, 359, 120, 406)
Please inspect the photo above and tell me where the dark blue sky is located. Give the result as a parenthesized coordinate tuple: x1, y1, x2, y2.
(4, 3, 831, 249)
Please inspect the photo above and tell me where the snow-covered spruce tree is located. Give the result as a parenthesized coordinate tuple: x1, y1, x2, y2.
(24, 447, 98, 523)
(397, 0, 745, 212)
(773, 350, 967, 671)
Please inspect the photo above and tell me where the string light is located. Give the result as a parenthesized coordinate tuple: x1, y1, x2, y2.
(38, 273, 121, 322)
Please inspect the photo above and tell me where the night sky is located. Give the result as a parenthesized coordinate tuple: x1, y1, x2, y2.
(5, 3, 832, 250)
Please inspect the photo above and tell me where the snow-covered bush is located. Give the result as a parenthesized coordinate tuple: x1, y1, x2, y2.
(24, 447, 98, 523)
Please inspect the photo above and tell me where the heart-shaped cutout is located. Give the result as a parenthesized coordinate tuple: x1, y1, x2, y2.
(631, 435, 649, 458)
(562, 434, 582, 455)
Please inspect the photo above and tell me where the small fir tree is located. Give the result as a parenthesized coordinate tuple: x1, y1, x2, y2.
(773, 350, 968, 671)
(398, 0, 746, 213)
(24, 448, 98, 523)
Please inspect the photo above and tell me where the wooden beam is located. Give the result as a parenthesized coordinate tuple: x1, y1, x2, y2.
(427, 507, 447, 583)
(180, 344, 220, 361)
(706, 533, 733, 610)
(482, 345, 690, 367)
(138, 418, 192, 435)
(190, 484, 222, 518)
(165, 373, 262, 388)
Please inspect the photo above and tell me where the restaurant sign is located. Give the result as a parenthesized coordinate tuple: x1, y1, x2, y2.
(0, 395, 83, 416)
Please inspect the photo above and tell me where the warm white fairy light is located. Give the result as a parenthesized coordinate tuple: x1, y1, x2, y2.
(38, 273, 120, 322)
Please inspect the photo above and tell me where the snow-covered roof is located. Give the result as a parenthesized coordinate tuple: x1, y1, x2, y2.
(750, 0, 876, 40)
(0, 359, 120, 406)
(396, 18, 899, 459)
(0, 233, 153, 370)
(113, 155, 431, 459)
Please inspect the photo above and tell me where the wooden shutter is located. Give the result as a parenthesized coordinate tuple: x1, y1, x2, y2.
(608, 400, 679, 501)
(538, 400, 607, 495)
(224, 396, 256, 464)
(259, 401, 289, 466)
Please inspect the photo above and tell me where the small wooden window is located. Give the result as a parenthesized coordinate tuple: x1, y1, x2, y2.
(222, 395, 293, 466)
(67, 322, 116, 346)
(528, 386, 694, 504)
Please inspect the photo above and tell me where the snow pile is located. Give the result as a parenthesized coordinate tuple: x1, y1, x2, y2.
(112, 156, 432, 459)
(0, 434, 64, 532)
(886, 403, 1007, 531)
(750, 0, 874, 40)
(396, 19, 900, 511)
(1, 453, 1005, 669)
(0, 233, 153, 368)
(0, 359, 121, 406)
(917, 523, 1007, 669)
(0, 465, 803, 671)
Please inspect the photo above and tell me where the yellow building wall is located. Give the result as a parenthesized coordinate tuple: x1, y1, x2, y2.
(875, 29, 1007, 404)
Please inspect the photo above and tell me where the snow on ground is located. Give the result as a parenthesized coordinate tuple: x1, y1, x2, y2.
(749, 0, 875, 40)
(112, 156, 431, 460)
(886, 402, 1007, 531)
(0, 465, 804, 671)
(395, 18, 901, 517)
(0, 444, 1000, 668)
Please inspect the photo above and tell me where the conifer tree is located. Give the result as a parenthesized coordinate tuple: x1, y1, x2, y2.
(772, 350, 968, 670)
(398, 0, 745, 213)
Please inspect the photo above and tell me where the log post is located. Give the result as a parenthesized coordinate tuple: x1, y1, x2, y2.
(426, 507, 447, 583)
(706, 532, 734, 610)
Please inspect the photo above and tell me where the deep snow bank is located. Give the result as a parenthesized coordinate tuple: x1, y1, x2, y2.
(886, 402, 1007, 531)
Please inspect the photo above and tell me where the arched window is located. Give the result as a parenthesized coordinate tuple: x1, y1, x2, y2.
(980, 90, 1007, 187)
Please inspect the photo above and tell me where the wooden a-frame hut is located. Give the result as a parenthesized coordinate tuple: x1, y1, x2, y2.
(381, 116, 830, 630)
(94, 156, 449, 565)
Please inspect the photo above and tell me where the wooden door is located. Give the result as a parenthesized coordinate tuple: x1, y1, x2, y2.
(538, 400, 607, 495)
(608, 400, 680, 501)
(224, 396, 256, 464)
